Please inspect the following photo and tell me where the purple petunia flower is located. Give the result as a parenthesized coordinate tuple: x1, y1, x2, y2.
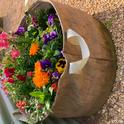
(50, 31, 58, 40)
(15, 26, 25, 35)
(43, 34, 51, 44)
(40, 60, 52, 70)
(43, 31, 58, 44)
(52, 71, 60, 79)
(48, 14, 56, 26)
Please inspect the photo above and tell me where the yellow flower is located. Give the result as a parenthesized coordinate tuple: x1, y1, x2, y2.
(56, 58, 66, 73)
(29, 42, 39, 56)
(33, 61, 49, 88)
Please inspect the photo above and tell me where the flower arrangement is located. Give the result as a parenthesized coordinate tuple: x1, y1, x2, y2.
(0, 8, 66, 123)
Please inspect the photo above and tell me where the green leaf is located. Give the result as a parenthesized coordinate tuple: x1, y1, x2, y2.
(53, 50, 60, 56)
(43, 49, 54, 59)
(38, 98, 45, 104)
(29, 91, 45, 97)
(24, 32, 29, 38)
(0, 69, 3, 74)
(30, 91, 46, 104)
(51, 41, 57, 50)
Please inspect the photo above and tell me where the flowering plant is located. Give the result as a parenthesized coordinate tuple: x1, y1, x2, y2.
(0, 8, 65, 123)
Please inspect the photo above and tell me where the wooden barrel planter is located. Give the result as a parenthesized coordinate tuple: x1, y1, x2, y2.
(1, 0, 116, 121)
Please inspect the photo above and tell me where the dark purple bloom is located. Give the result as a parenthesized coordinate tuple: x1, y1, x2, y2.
(32, 16, 38, 27)
(52, 71, 60, 79)
(48, 14, 56, 26)
(40, 60, 52, 70)
(15, 26, 25, 35)
(43, 34, 51, 44)
(43, 31, 57, 44)
(50, 31, 58, 40)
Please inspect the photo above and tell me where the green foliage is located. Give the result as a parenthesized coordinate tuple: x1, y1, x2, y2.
(1, 6, 65, 123)
(30, 91, 46, 104)
(36, 9, 48, 30)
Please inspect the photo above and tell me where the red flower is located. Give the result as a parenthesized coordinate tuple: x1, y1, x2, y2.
(4, 68, 15, 77)
(27, 71, 33, 77)
(8, 77, 14, 83)
(17, 75, 26, 81)
(16, 101, 26, 112)
(51, 83, 58, 92)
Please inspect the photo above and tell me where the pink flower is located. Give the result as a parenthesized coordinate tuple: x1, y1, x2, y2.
(10, 49, 20, 59)
(27, 71, 33, 77)
(0, 32, 8, 40)
(0, 32, 9, 49)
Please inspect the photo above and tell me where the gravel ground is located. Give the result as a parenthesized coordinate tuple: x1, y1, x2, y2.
(0, 0, 124, 124)
(53, 1, 124, 124)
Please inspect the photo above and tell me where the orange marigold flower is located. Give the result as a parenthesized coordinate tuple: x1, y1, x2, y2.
(33, 61, 49, 88)
(29, 42, 39, 56)
(35, 61, 41, 72)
